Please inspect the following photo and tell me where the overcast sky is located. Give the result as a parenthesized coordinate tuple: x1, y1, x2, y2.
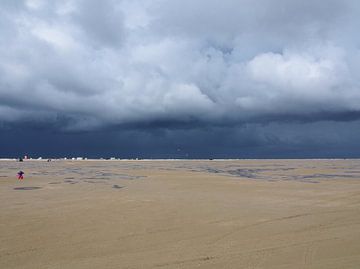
(1, 0, 360, 158)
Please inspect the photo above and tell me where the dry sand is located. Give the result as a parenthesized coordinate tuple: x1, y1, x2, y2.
(1, 159, 360, 268)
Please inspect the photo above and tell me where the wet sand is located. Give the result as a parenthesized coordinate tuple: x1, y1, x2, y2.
(1, 159, 360, 268)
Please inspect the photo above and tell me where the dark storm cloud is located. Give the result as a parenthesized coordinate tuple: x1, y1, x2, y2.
(2, 120, 360, 159)
(0, 0, 360, 130)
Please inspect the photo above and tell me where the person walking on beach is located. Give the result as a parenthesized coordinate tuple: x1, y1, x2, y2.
(17, 171, 24, 180)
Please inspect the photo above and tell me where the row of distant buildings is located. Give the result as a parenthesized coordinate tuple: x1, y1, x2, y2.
(17, 156, 129, 161)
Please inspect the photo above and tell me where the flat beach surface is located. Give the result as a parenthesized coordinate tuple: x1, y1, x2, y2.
(1, 159, 360, 268)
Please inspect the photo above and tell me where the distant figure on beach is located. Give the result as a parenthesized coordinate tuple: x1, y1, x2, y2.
(18, 157, 23, 162)
(17, 171, 24, 180)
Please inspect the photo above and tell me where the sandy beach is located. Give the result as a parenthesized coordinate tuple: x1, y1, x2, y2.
(1, 159, 360, 268)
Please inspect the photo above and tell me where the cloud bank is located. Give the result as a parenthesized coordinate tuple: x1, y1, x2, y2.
(1, 0, 360, 130)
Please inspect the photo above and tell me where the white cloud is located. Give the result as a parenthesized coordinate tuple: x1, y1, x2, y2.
(25, 0, 45, 10)
(0, 0, 360, 129)
(31, 23, 78, 50)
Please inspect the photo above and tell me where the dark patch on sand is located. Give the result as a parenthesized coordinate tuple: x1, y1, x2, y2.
(82, 177, 110, 180)
(64, 180, 78, 184)
(227, 169, 259, 178)
(112, 184, 124, 189)
(13, 187, 42, 190)
(301, 174, 356, 179)
(119, 175, 146, 180)
(97, 172, 114, 177)
(206, 168, 222, 174)
(84, 180, 104, 184)
(49, 182, 62, 185)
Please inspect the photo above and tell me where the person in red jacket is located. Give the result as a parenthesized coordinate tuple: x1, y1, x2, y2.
(17, 171, 24, 180)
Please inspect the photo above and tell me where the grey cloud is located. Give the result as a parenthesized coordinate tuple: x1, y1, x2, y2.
(0, 0, 360, 130)
(72, 0, 125, 47)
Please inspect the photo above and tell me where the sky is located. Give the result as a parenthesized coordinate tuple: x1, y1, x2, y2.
(1, 0, 360, 158)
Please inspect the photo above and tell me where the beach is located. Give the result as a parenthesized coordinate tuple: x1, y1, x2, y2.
(1, 159, 360, 268)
